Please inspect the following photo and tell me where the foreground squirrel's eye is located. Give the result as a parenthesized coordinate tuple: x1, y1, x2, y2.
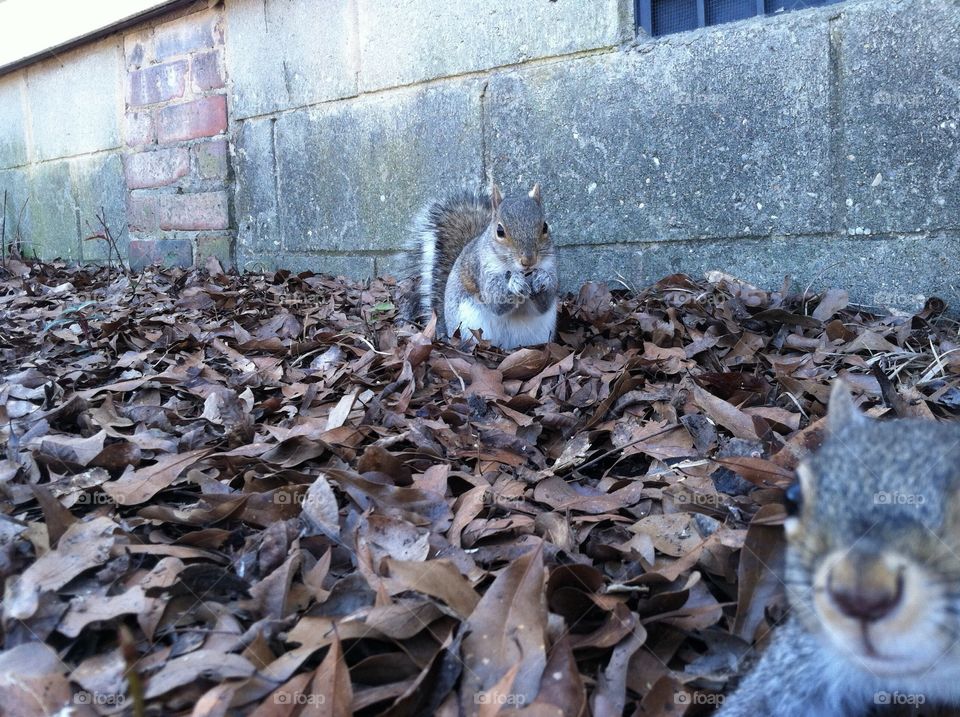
(542, 221, 549, 235)
(784, 480, 803, 516)
(495, 224, 507, 240)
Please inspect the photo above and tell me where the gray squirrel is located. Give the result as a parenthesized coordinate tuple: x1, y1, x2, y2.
(401, 184, 558, 349)
(717, 381, 960, 716)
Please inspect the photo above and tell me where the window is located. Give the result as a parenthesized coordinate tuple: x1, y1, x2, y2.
(636, 0, 845, 37)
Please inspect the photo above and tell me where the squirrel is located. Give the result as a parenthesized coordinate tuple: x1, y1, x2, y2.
(717, 380, 960, 717)
(401, 183, 558, 349)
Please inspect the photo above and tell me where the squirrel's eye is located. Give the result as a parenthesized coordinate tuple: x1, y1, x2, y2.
(542, 221, 549, 235)
(784, 480, 803, 517)
(495, 224, 506, 239)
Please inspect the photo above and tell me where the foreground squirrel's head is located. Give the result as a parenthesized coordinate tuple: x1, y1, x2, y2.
(785, 380, 960, 679)
(487, 184, 553, 271)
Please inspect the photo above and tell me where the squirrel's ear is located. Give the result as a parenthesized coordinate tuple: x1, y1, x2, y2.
(491, 184, 503, 210)
(529, 183, 542, 204)
(827, 379, 867, 433)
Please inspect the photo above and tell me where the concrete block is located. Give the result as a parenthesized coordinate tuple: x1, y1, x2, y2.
(557, 245, 645, 294)
(0, 73, 28, 169)
(225, 0, 358, 120)
(70, 153, 129, 263)
(357, 0, 630, 91)
(233, 117, 279, 267)
(27, 39, 124, 161)
(633, 234, 960, 312)
(487, 15, 833, 246)
(837, 0, 960, 234)
(272, 80, 484, 254)
(28, 161, 79, 261)
(0, 167, 32, 249)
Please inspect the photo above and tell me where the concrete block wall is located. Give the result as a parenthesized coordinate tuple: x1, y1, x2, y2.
(1, 0, 958, 310)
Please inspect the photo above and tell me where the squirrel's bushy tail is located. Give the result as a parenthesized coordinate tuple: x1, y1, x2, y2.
(401, 190, 492, 326)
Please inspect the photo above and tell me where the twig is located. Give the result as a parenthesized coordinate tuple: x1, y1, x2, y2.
(561, 423, 678, 475)
(1, 189, 6, 265)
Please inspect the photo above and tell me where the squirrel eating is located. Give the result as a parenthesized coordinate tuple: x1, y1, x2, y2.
(401, 184, 558, 349)
(718, 380, 960, 716)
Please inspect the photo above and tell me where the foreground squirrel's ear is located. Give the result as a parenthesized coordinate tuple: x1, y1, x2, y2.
(827, 379, 867, 433)
(529, 183, 542, 204)
(491, 184, 503, 210)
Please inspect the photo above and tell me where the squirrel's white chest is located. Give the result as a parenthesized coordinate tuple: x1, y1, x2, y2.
(452, 297, 556, 349)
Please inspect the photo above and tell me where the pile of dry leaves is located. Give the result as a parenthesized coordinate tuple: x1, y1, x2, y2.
(1, 256, 958, 717)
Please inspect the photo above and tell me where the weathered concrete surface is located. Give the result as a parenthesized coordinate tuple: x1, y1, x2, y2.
(225, 0, 358, 119)
(233, 117, 279, 263)
(357, 0, 632, 92)
(238, 80, 485, 264)
(837, 0, 960, 235)
(0, 74, 28, 169)
(0, 167, 31, 245)
(70, 154, 129, 262)
(633, 233, 960, 312)
(26, 40, 124, 161)
(28, 161, 79, 261)
(487, 13, 833, 246)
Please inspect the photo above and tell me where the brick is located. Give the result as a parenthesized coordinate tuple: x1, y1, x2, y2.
(192, 50, 224, 92)
(192, 139, 229, 180)
(159, 191, 229, 230)
(156, 95, 227, 143)
(130, 239, 193, 270)
(125, 111, 155, 147)
(154, 10, 221, 60)
(127, 193, 160, 232)
(125, 148, 190, 189)
(124, 28, 153, 69)
(128, 60, 187, 107)
(196, 234, 234, 269)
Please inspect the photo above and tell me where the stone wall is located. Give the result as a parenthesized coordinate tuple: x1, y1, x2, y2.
(1, 0, 959, 310)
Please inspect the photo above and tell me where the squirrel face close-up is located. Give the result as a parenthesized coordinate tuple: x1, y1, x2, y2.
(786, 382, 960, 688)
(489, 185, 552, 274)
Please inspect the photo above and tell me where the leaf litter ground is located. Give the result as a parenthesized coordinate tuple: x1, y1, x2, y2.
(2, 257, 960, 716)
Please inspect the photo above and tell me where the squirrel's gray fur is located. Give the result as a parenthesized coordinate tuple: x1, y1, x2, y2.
(401, 184, 557, 349)
(718, 381, 960, 716)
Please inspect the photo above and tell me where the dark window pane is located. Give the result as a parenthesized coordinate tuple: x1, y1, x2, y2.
(653, 0, 699, 36)
(765, 0, 833, 12)
(706, 0, 758, 25)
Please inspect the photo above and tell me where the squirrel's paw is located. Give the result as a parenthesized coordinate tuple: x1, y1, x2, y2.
(506, 271, 531, 300)
(528, 268, 555, 295)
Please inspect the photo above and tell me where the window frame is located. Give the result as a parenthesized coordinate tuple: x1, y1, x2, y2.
(636, 0, 844, 38)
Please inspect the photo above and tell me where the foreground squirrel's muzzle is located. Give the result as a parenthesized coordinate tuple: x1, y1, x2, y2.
(824, 552, 904, 623)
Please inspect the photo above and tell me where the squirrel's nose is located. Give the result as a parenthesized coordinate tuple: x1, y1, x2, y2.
(826, 557, 904, 622)
(520, 256, 535, 269)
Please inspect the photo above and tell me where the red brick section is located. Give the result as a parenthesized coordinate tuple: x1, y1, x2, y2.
(156, 95, 227, 143)
(121, 6, 233, 270)
(159, 192, 229, 231)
